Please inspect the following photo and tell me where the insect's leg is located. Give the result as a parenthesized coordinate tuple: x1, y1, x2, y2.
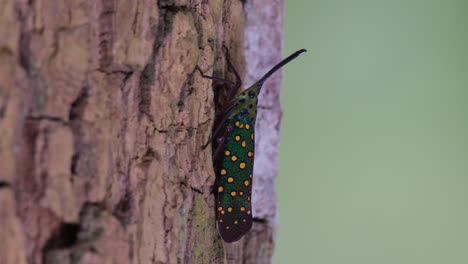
(195, 46, 242, 99)
(202, 115, 228, 149)
(222, 46, 242, 102)
(195, 66, 236, 87)
(197, 68, 231, 150)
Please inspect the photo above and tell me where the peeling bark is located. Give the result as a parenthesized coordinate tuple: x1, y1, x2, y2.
(0, 0, 284, 263)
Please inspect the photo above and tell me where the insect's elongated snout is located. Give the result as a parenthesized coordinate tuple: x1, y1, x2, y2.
(257, 49, 307, 86)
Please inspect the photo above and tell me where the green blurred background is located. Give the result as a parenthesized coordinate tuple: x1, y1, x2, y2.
(276, 0, 468, 263)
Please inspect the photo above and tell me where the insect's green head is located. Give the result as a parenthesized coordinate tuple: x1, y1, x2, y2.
(228, 83, 261, 121)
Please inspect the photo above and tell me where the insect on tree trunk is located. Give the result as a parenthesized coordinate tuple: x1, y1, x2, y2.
(0, 0, 285, 263)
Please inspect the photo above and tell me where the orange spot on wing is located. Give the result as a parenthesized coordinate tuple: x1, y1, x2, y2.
(241, 140, 246, 148)
(231, 155, 238, 162)
(235, 135, 241, 141)
(218, 186, 224, 192)
(230, 191, 237, 197)
(220, 169, 227, 175)
(239, 162, 246, 169)
(244, 180, 250, 187)
(227, 177, 234, 183)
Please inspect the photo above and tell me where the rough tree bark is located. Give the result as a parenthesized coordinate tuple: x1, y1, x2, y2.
(0, 0, 284, 263)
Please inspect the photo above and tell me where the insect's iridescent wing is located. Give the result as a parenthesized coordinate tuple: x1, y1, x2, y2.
(214, 115, 255, 242)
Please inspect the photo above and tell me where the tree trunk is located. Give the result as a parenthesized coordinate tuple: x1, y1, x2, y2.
(0, 0, 283, 263)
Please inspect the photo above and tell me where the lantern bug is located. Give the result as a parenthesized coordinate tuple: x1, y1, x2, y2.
(197, 47, 306, 242)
